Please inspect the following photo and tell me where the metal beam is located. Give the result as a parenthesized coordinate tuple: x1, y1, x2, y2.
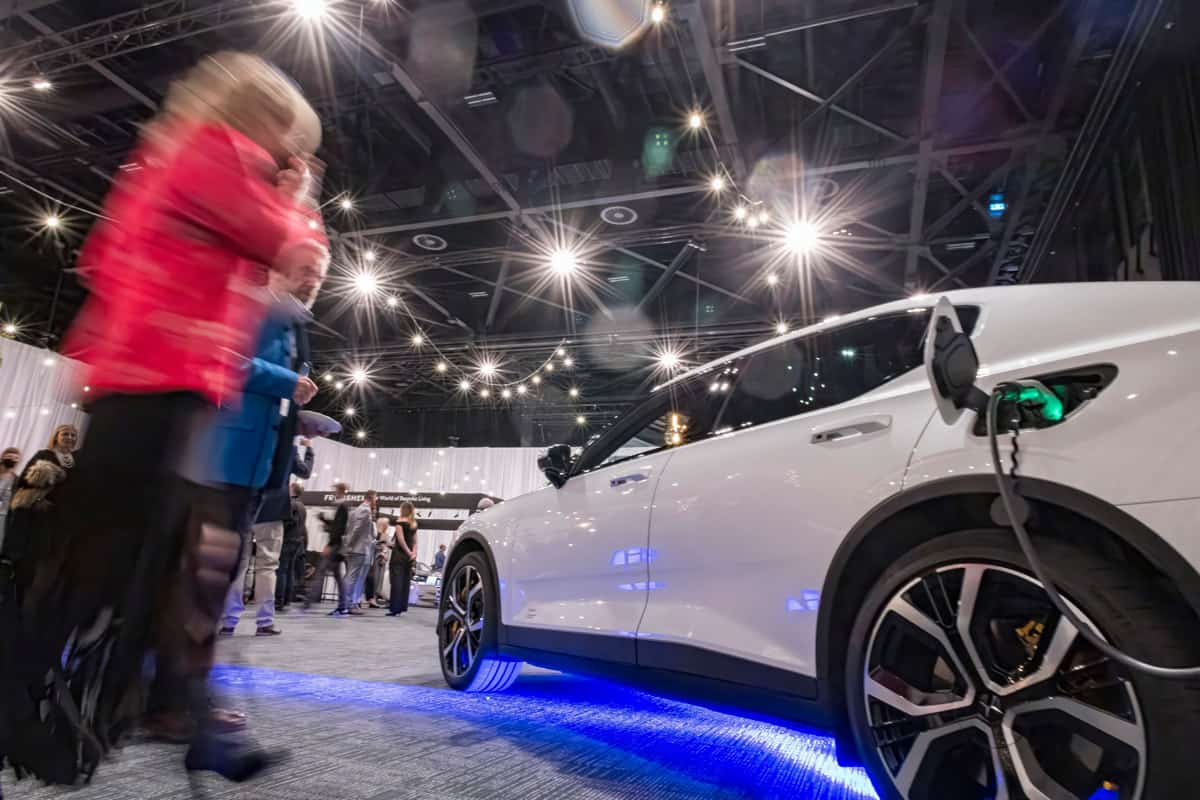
(903, 0, 953, 289)
(921, 248, 968, 288)
(677, 1, 745, 178)
(400, 282, 474, 337)
(932, 165, 991, 227)
(924, 155, 1019, 239)
(735, 58, 907, 144)
(928, 240, 997, 289)
(799, 22, 914, 133)
(0, 0, 59, 20)
(356, 31, 522, 216)
(635, 241, 698, 312)
(725, 0, 920, 48)
(485, 256, 511, 329)
(988, 0, 1101, 283)
(20, 11, 156, 110)
(958, 19, 1035, 122)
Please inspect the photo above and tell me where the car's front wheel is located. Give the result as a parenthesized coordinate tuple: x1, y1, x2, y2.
(438, 551, 522, 693)
(844, 530, 1200, 800)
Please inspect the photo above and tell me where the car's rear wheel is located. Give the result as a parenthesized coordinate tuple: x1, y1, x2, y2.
(844, 530, 1200, 800)
(438, 551, 522, 692)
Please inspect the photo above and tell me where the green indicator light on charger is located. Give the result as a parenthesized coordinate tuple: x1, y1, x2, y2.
(1004, 385, 1065, 422)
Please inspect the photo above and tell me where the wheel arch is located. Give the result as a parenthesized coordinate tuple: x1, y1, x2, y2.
(815, 475, 1200, 749)
(440, 531, 504, 635)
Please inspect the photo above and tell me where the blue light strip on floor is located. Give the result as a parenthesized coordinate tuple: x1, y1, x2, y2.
(212, 665, 879, 799)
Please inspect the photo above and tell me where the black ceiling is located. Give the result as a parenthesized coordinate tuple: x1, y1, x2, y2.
(0, 0, 1164, 443)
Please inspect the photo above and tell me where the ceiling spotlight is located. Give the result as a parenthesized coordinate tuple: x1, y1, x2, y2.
(757, 210, 769, 225)
(411, 333, 424, 346)
(479, 361, 498, 379)
(658, 350, 681, 370)
(32, 78, 52, 92)
(344, 406, 356, 417)
(350, 367, 368, 384)
(516, 384, 527, 395)
(556, 347, 566, 357)
(2, 323, 16, 335)
(322, 374, 333, 383)
(531, 375, 542, 385)
(545, 362, 555, 372)
(334, 381, 345, 390)
(785, 220, 820, 254)
(766, 274, 779, 286)
(775, 321, 789, 335)
(480, 388, 491, 398)
(501, 388, 512, 399)
(550, 249, 578, 275)
(688, 111, 704, 130)
(44, 215, 60, 229)
(307, 218, 319, 230)
(747, 216, 760, 230)
(294, 0, 328, 20)
(563, 357, 575, 367)
(353, 271, 379, 296)
(435, 361, 448, 374)
(355, 430, 366, 440)
(734, 206, 747, 221)
(650, 3, 666, 24)
(364, 249, 376, 262)
(340, 197, 353, 211)
(386, 296, 398, 308)
(458, 379, 471, 392)
(576, 415, 587, 425)
(709, 175, 726, 192)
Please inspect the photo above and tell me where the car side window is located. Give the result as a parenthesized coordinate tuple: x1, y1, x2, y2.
(718, 311, 933, 431)
(584, 373, 728, 472)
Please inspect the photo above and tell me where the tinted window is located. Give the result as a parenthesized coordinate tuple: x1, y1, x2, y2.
(585, 372, 730, 471)
(719, 311, 931, 431)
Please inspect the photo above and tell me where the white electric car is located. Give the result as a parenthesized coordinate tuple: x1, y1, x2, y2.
(438, 283, 1200, 800)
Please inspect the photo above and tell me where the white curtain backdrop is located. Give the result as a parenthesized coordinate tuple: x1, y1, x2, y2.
(304, 438, 548, 500)
(0, 337, 87, 460)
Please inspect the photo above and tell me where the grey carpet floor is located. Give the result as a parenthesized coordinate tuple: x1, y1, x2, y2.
(5, 606, 877, 800)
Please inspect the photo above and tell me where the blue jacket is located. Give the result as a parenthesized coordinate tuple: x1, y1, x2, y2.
(204, 302, 304, 489)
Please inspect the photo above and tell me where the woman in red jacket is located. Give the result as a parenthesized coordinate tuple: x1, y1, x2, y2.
(0, 52, 327, 790)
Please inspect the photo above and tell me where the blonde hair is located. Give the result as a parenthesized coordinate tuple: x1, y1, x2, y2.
(48, 424, 78, 450)
(399, 502, 416, 519)
(157, 51, 321, 157)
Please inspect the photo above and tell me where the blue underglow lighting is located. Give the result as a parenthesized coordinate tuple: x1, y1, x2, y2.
(610, 547, 659, 566)
(210, 665, 878, 799)
(617, 581, 666, 591)
(787, 590, 822, 613)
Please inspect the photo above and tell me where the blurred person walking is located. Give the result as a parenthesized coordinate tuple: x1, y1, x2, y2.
(0, 447, 20, 554)
(276, 482, 308, 611)
(0, 51, 326, 790)
(306, 482, 351, 611)
(340, 491, 377, 616)
(387, 502, 418, 617)
(368, 516, 391, 607)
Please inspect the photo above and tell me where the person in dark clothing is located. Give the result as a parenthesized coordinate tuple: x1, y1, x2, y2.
(276, 482, 308, 610)
(387, 502, 418, 617)
(305, 482, 350, 610)
(433, 544, 447, 571)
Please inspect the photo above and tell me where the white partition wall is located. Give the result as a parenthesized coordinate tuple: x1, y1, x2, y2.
(0, 337, 87, 459)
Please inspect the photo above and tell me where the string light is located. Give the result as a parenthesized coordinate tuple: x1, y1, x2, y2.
(556, 348, 566, 357)
(478, 360, 498, 380)
(576, 415, 587, 425)
(531, 375, 542, 385)
(44, 215, 60, 229)
(657, 350, 681, 370)
(344, 406, 356, 417)
(709, 175, 726, 192)
(435, 361, 448, 374)
(355, 430, 366, 440)
(688, 111, 704, 130)
(501, 388, 512, 399)
(757, 210, 769, 225)
(364, 250, 377, 263)
(353, 271, 379, 296)
(545, 363, 555, 373)
(411, 333, 424, 346)
(775, 321, 789, 335)
(2, 324, 16, 335)
(334, 381, 345, 390)
(339, 197, 353, 211)
(480, 388, 491, 399)
(747, 216, 760, 230)
(785, 220, 820, 254)
(766, 274, 779, 286)
(569, 387, 579, 398)
(516, 384, 527, 395)
(458, 379, 471, 392)
(350, 367, 368, 384)
(734, 206, 748, 221)
(563, 357, 574, 367)
(386, 296, 398, 308)
(32, 78, 52, 92)
(650, 3, 666, 23)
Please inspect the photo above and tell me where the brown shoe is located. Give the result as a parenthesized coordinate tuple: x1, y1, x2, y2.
(347, 608, 366, 616)
(256, 626, 283, 637)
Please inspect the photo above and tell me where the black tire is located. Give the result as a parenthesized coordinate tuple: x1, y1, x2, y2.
(844, 529, 1200, 800)
(438, 551, 522, 693)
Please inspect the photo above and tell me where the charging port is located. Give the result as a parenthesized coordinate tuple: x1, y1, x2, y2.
(972, 365, 1117, 436)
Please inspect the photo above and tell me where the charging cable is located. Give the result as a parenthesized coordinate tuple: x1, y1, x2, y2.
(987, 386, 1200, 678)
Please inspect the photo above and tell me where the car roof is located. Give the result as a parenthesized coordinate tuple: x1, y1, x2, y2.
(652, 282, 1200, 392)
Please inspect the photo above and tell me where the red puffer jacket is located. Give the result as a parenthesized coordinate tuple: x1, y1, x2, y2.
(63, 120, 326, 407)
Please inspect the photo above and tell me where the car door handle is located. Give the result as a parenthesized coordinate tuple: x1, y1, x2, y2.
(811, 416, 892, 444)
(610, 473, 650, 488)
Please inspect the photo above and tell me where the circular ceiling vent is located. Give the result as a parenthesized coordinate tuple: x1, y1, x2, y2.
(600, 205, 638, 226)
(413, 233, 448, 251)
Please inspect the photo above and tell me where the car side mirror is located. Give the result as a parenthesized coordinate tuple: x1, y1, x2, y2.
(538, 444, 573, 489)
(924, 296, 987, 424)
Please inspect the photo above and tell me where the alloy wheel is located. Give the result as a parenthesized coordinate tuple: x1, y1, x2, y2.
(441, 564, 485, 678)
(863, 563, 1144, 799)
